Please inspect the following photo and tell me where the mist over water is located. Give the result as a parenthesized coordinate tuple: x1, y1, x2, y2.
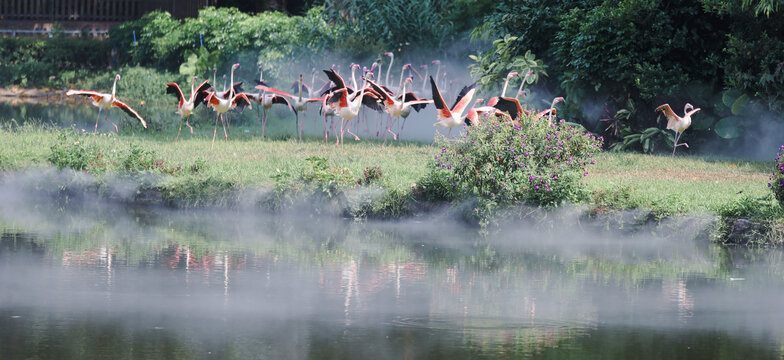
(0, 175, 782, 359)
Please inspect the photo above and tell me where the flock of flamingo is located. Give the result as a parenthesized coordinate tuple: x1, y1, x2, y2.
(66, 54, 698, 154)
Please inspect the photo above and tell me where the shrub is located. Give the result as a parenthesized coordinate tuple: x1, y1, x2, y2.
(48, 132, 103, 172)
(770, 145, 784, 206)
(421, 113, 602, 210)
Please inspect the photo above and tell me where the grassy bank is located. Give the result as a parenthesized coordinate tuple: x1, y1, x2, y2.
(0, 123, 780, 244)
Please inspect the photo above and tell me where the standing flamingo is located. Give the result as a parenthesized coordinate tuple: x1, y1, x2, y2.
(656, 103, 700, 156)
(327, 76, 371, 148)
(204, 63, 251, 149)
(166, 76, 211, 140)
(291, 74, 324, 142)
(249, 65, 297, 138)
(430, 76, 476, 138)
(366, 76, 432, 142)
(66, 74, 147, 133)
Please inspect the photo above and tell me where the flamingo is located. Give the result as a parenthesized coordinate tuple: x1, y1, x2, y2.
(420, 64, 429, 94)
(465, 98, 513, 126)
(327, 75, 372, 148)
(66, 74, 147, 133)
(291, 74, 324, 142)
(515, 71, 534, 99)
(366, 76, 431, 142)
(656, 103, 700, 156)
(249, 65, 297, 138)
(166, 76, 211, 140)
(500, 71, 519, 98)
(204, 63, 251, 149)
(546, 97, 565, 123)
(430, 76, 476, 138)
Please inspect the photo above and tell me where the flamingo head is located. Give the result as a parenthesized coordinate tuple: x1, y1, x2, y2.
(684, 103, 695, 113)
(518, 90, 527, 97)
(331, 64, 336, 70)
(376, 58, 382, 64)
(351, 63, 360, 70)
(552, 97, 565, 106)
(526, 70, 534, 76)
(232, 63, 240, 70)
(475, 98, 484, 105)
(312, 67, 317, 73)
(370, 63, 377, 72)
(420, 64, 428, 70)
(115, 74, 121, 81)
(366, 71, 374, 79)
(192, 76, 198, 82)
(404, 76, 413, 84)
(222, 75, 227, 80)
(507, 71, 519, 79)
(212, 67, 217, 73)
(432, 60, 441, 65)
(384, 52, 393, 57)
(403, 63, 412, 70)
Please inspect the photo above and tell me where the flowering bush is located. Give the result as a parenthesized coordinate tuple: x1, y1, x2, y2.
(421, 113, 602, 209)
(770, 146, 784, 207)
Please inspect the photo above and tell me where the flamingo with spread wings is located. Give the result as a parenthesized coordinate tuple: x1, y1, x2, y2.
(166, 76, 211, 140)
(656, 103, 700, 156)
(430, 76, 476, 138)
(66, 74, 147, 133)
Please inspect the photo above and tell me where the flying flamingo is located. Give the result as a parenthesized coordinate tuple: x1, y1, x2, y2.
(290, 74, 324, 142)
(656, 103, 700, 156)
(204, 63, 251, 149)
(166, 76, 211, 140)
(430, 76, 476, 138)
(487, 72, 525, 120)
(66, 74, 147, 133)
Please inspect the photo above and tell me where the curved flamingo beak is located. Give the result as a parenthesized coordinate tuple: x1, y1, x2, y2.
(384, 52, 393, 57)
(232, 63, 240, 70)
(554, 97, 564, 103)
(526, 70, 534, 76)
(508, 72, 519, 78)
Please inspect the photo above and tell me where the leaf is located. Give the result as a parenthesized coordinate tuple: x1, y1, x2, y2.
(714, 116, 744, 139)
(690, 114, 715, 130)
(722, 89, 742, 108)
(730, 94, 750, 115)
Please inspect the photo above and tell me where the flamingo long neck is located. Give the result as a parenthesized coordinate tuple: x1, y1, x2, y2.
(351, 67, 358, 90)
(385, 55, 394, 88)
(434, 64, 441, 87)
(213, 70, 217, 89)
(310, 72, 316, 96)
(111, 76, 118, 100)
(229, 66, 236, 99)
(259, 67, 264, 83)
(190, 77, 196, 99)
(516, 73, 531, 100)
(421, 68, 429, 93)
(298, 74, 303, 100)
(501, 77, 511, 98)
(351, 82, 366, 116)
(397, 66, 407, 93)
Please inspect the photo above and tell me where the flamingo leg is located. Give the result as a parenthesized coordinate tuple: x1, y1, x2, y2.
(262, 108, 268, 139)
(296, 112, 301, 142)
(346, 120, 360, 141)
(176, 115, 184, 141)
(221, 113, 228, 141)
(323, 113, 329, 143)
(185, 114, 194, 134)
(211, 113, 219, 150)
(107, 112, 119, 133)
(94, 108, 101, 134)
(254, 107, 261, 136)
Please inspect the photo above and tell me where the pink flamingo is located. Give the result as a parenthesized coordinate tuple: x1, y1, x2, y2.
(67, 74, 147, 133)
(166, 76, 211, 140)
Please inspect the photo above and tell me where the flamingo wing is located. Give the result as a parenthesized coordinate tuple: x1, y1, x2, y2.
(205, 92, 220, 108)
(165, 82, 185, 108)
(488, 96, 522, 120)
(194, 80, 212, 106)
(450, 83, 477, 113)
(323, 69, 346, 90)
(360, 92, 385, 112)
(306, 97, 324, 103)
(404, 92, 429, 111)
(111, 99, 147, 128)
(66, 90, 105, 104)
(291, 80, 312, 95)
(272, 95, 297, 115)
(451, 88, 477, 117)
(656, 103, 681, 129)
(254, 85, 294, 98)
(326, 89, 348, 107)
(464, 108, 479, 126)
(232, 93, 252, 112)
(430, 76, 452, 120)
(365, 78, 393, 106)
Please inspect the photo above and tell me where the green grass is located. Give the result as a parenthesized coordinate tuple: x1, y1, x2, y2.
(0, 123, 777, 221)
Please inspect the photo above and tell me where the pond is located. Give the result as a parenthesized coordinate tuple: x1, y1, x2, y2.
(0, 185, 782, 359)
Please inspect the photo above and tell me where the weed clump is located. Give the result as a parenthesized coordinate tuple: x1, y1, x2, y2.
(770, 145, 784, 208)
(420, 114, 602, 225)
(48, 132, 103, 173)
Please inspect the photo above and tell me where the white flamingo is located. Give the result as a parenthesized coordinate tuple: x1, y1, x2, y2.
(656, 103, 701, 156)
(66, 74, 147, 133)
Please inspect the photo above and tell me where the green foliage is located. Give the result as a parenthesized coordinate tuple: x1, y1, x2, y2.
(422, 114, 602, 213)
(301, 156, 357, 197)
(770, 145, 784, 207)
(322, 0, 455, 54)
(179, 47, 222, 78)
(48, 132, 103, 172)
(613, 127, 675, 154)
(0, 37, 110, 87)
(469, 37, 547, 93)
(73, 66, 183, 106)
